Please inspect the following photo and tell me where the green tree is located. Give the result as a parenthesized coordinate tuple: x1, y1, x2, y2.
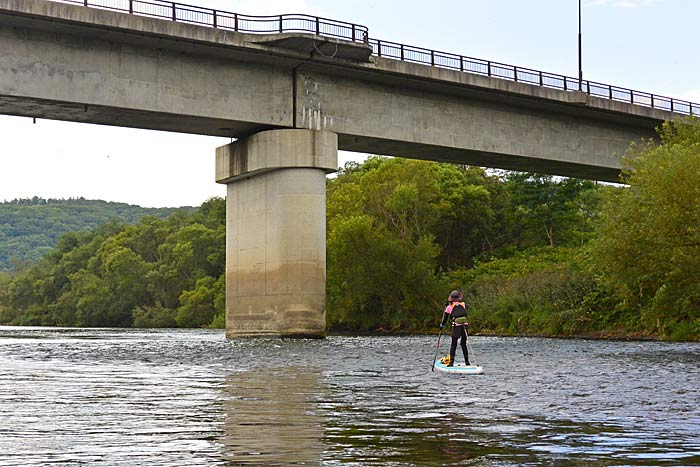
(132, 305, 177, 328)
(589, 119, 700, 339)
(194, 197, 227, 230)
(99, 245, 150, 324)
(326, 158, 497, 331)
(176, 275, 225, 328)
(0, 198, 190, 271)
(0, 198, 226, 329)
(70, 270, 115, 327)
(504, 173, 600, 247)
(151, 223, 224, 309)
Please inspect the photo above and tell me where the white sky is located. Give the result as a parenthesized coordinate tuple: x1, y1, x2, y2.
(1, 0, 699, 207)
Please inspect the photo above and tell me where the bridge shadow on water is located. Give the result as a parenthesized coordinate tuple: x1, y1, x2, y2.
(220, 367, 326, 465)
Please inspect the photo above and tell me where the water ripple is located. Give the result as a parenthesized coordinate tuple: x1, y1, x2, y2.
(1, 328, 699, 466)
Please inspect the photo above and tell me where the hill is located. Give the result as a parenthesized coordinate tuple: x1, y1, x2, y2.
(0, 197, 192, 271)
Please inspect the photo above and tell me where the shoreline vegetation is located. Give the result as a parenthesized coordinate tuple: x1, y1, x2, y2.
(333, 331, 661, 343)
(1, 119, 699, 341)
(0, 197, 191, 271)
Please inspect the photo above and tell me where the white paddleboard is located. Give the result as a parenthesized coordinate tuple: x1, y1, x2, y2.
(434, 360, 484, 374)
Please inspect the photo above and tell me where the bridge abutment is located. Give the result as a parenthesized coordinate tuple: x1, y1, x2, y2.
(215, 129, 338, 338)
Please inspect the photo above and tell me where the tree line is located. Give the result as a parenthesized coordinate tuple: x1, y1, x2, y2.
(0, 200, 224, 328)
(1, 119, 699, 340)
(0, 197, 189, 271)
(325, 158, 602, 333)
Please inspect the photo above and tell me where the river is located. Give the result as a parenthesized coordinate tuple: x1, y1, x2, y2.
(0, 327, 698, 466)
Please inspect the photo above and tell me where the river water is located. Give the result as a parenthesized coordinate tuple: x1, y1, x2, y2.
(0, 327, 698, 466)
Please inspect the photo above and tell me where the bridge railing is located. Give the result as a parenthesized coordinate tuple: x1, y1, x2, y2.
(54, 0, 369, 43)
(48, 0, 698, 116)
(368, 38, 698, 116)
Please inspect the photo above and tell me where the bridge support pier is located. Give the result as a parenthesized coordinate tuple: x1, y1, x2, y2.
(215, 129, 338, 338)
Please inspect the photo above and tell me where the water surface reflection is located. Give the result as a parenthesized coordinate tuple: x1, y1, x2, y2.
(0, 328, 698, 466)
(221, 367, 325, 465)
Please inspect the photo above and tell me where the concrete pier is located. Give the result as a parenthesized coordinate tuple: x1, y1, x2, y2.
(216, 129, 338, 338)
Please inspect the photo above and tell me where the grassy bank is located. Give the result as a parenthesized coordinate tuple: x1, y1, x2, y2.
(441, 247, 698, 342)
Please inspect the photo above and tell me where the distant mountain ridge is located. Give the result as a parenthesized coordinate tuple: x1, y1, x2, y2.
(0, 197, 193, 271)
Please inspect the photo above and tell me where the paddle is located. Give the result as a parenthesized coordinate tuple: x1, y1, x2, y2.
(464, 326, 479, 367)
(431, 326, 444, 372)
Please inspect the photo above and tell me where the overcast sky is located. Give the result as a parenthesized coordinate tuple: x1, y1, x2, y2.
(1, 0, 698, 207)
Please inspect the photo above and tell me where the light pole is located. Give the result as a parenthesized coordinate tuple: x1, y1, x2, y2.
(578, 0, 583, 91)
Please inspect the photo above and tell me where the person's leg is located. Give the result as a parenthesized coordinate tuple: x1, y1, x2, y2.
(460, 327, 470, 365)
(449, 327, 460, 366)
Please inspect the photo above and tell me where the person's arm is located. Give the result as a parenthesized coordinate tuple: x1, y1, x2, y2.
(440, 313, 448, 328)
(440, 305, 452, 328)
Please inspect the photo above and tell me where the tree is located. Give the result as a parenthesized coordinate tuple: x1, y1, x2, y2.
(132, 305, 177, 328)
(504, 173, 599, 247)
(151, 223, 224, 309)
(70, 270, 115, 327)
(100, 245, 150, 324)
(589, 119, 700, 338)
(326, 158, 498, 331)
(176, 275, 224, 328)
(0, 198, 188, 271)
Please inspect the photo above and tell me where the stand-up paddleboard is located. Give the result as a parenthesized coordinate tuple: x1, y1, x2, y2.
(433, 359, 484, 374)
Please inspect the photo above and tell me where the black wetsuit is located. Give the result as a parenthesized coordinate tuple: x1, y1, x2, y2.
(441, 302, 469, 366)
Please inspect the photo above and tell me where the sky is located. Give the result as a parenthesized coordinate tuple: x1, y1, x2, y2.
(1, 0, 698, 207)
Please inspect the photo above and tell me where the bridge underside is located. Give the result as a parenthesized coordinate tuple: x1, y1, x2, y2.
(338, 135, 621, 181)
(0, 89, 655, 184)
(1, 94, 630, 182)
(0, 95, 274, 137)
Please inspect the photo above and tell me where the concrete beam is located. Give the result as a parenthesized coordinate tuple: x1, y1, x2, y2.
(217, 130, 337, 338)
(296, 68, 658, 182)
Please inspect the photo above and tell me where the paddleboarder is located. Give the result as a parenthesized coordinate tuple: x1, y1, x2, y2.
(439, 290, 470, 367)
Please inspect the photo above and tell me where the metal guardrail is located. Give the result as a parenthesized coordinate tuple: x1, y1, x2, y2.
(49, 0, 699, 116)
(54, 0, 368, 43)
(368, 38, 698, 116)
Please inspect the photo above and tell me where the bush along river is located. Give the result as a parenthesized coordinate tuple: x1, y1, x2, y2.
(0, 327, 698, 466)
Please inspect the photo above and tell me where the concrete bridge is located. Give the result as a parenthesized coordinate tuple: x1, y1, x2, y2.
(0, 0, 693, 337)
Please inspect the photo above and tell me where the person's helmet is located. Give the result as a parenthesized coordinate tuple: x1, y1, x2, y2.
(448, 290, 463, 302)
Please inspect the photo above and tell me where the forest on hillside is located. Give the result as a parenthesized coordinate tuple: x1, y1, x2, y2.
(1, 120, 699, 340)
(0, 197, 191, 271)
